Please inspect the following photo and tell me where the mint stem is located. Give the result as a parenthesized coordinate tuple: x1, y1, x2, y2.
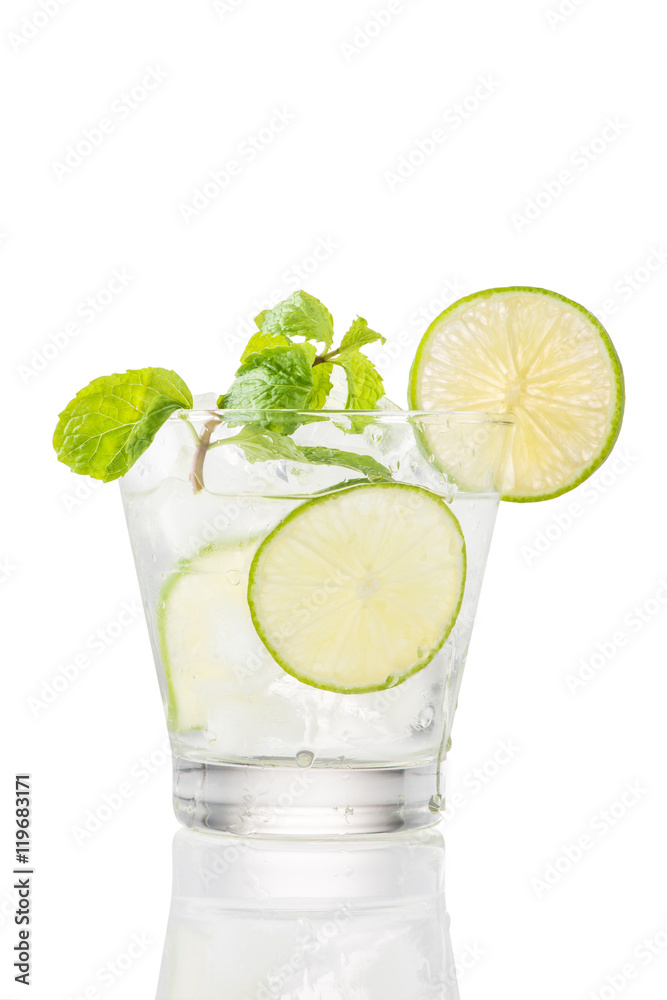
(190, 414, 221, 494)
(313, 348, 341, 366)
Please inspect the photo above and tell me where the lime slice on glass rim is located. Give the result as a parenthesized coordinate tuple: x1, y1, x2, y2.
(409, 287, 624, 501)
(157, 537, 260, 732)
(247, 483, 466, 694)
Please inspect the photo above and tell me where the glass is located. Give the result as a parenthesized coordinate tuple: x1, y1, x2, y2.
(120, 408, 512, 835)
(156, 827, 459, 999)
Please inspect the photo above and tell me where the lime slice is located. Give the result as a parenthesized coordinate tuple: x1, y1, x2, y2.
(409, 287, 624, 501)
(248, 484, 466, 693)
(158, 537, 260, 732)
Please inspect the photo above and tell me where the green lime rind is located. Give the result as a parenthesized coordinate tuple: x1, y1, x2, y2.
(157, 564, 189, 731)
(247, 483, 467, 695)
(408, 285, 625, 503)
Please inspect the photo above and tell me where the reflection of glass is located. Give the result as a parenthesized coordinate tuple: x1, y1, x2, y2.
(122, 409, 512, 835)
(157, 828, 459, 999)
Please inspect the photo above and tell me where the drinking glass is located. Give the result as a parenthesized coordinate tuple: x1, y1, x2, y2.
(120, 408, 512, 835)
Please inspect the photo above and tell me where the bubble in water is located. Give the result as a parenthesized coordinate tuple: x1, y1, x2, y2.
(417, 644, 429, 659)
(226, 570, 241, 586)
(385, 673, 399, 688)
(296, 749, 314, 768)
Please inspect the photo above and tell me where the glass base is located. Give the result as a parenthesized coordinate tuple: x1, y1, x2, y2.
(172, 756, 444, 836)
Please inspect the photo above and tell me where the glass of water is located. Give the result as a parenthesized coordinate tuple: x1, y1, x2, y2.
(120, 407, 512, 835)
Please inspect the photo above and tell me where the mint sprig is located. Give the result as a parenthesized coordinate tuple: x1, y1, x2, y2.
(53, 291, 391, 492)
(221, 290, 387, 425)
(53, 369, 192, 481)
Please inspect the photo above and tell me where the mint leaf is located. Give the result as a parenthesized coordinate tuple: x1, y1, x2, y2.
(258, 291, 335, 348)
(339, 317, 386, 354)
(221, 344, 315, 408)
(240, 330, 292, 362)
(298, 446, 392, 482)
(120, 395, 187, 473)
(53, 368, 193, 481)
(332, 350, 385, 412)
(215, 423, 307, 463)
(306, 361, 334, 409)
(219, 344, 316, 433)
(212, 432, 392, 485)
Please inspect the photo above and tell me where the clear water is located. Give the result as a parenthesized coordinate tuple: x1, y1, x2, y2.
(120, 409, 505, 829)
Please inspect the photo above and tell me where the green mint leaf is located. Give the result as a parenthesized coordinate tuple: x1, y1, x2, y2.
(306, 361, 334, 409)
(298, 446, 392, 482)
(240, 330, 292, 362)
(222, 344, 315, 408)
(216, 423, 307, 463)
(53, 368, 193, 481)
(332, 350, 385, 416)
(258, 291, 335, 348)
(219, 344, 316, 433)
(338, 317, 386, 354)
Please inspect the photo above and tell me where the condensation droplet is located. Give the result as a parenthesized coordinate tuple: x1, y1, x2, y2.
(226, 570, 241, 586)
(296, 749, 314, 768)
(417, 706, 434, 730)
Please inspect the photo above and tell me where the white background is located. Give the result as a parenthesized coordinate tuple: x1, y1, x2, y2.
(1, 0, 666, 997)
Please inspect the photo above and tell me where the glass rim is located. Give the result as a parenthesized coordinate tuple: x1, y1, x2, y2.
(170, 408, 515, 425)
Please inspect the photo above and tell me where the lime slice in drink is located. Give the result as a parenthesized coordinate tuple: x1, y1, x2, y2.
(158, 537, 260, 732)
(247, 484, 466, 693)
(409, 287, 624, 501)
